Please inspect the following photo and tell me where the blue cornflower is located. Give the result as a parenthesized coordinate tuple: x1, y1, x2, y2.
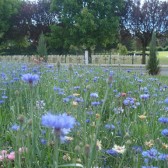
(74, 86, 80, 90)
(123, 97, 134, 106)
(40, 138, 47, 145)
(74, 97, 84, 103)
(63, 98, 70, 103)
(165, 98, 168, 104)
(0, 100, 4, 104)
(11, 124, 20, 131)
(90, 93, 98, 98)
(91, 101, 101, 106)
(142, 148, 160, 160)
(21, 65, 27, 71)
(106, 149, 118, 156)
(158, 153, 168, 160)
(2, 95, 8, 99)
(132, 146, 143, 153)
(53, 86, 62, 91)
(47, 64, 54, 69)
(161, 129, 168, 137)
(13, 77, 19, 81)
(105, 124, 115, 130)
(140, 94, 150, 100)
(41, 113, 76, 141)
(158, 117, 168, 124)
(1, 73, 7, 80)
(93, 77, 99, 82)
(67, 95, 75, 99)
(21, 73, 39, 85)
(137, 79, 143, 83)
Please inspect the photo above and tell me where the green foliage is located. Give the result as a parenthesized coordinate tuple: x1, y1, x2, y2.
(1, 62, 168, 167)
(122, 0, 168, 64)
(0, 0, 21, 40)
(146, 32, 160, 75)
(50, 0, 123, 62)
(37, 33, 48, 62)
(117, 43, 128, 55)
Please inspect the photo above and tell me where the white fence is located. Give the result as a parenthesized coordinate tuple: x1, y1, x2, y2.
(0, 54, 144, 64)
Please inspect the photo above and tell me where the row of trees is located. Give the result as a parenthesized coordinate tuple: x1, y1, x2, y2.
(0, 0, 168, 64)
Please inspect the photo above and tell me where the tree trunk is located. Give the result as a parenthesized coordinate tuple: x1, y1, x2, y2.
(141, 46, 146, 64)
(88, 48, 92, 64)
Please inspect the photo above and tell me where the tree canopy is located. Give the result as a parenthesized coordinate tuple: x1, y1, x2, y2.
(0, 0, 21, 41)
(121, 0, 168, 64)
(49, 0, 123, 63)
(0, 0, 168, 59)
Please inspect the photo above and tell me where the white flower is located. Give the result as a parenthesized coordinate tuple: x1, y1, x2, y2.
(36, 100, 45, 109)
(112, 144, 126, 154)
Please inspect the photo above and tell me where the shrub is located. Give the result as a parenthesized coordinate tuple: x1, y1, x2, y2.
(146, 32, 160, 75)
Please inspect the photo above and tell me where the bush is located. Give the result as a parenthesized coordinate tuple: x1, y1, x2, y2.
(157, 46, 163, 51)
(163, 46, 168, 51)
(146, 32, 160, 75)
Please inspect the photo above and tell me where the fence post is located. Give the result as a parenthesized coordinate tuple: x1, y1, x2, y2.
(132, 53, 135, 64)
(84, 50, 88, 65)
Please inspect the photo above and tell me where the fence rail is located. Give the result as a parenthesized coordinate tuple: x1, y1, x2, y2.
(0, 54, 145, 64)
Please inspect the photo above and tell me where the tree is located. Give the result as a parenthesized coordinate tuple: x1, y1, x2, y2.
(146, 32, 160, 75)
(37, 33, 48, 62)
(0, 0, 21, 42)
(117, 43, 128, 55)
(1, 0, 57, 54)
(121, 0, 168, 64)
(50, 0, 123, 63)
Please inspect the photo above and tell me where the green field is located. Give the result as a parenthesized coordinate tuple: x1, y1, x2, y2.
(158, 51, 168, 65)
(1, 62, 168, 167)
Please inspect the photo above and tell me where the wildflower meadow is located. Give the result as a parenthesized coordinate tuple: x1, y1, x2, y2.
(0, 61, 168, 168)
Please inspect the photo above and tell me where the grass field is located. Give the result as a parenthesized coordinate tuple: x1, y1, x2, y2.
(0, 61, 168, 167)
(157, 51, 168, 65)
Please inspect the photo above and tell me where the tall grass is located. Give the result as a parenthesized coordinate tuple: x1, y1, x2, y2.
(0, 61, 168, 167)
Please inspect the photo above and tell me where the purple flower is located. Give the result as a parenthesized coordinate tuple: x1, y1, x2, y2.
(54, 86, 62, 92)
(0, 100, 4, 104)
(91, 101, 101, 106)
(40, 138, 47, 145)
(90, 93, 98, 98)
(161, 129, 168, 137)
(123, 97, 134, 106)
(63, 98, 70, 103)
(132, 146, 143, 153)
(2, 95, 8, 99)
(74, 86, 80, 90)
(165, 98, 168, 104)
(140, 94, 150, 100)
(105, 124, 115, 130)
(11, 124, 20, 131)
(158, 153, 168, 160)
(74, 97, 84, 103)
(158, 117, 168, 124)
(21, 73, 39, 85)
(106, 149, 118, 156)
(41, 113, 76, 140)
(142, 148, 160, 160)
